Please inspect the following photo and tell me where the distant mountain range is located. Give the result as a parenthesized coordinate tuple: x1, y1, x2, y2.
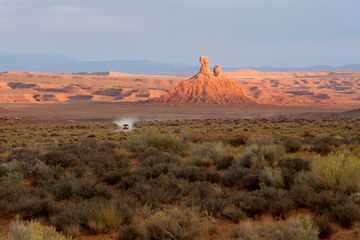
(1, 53, 360, 75)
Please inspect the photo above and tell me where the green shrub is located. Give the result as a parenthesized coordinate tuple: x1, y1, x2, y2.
(270, 217, 318, 240)
(304, 191, 359, 228)
(311, 143, 333, 156)
(282, 137, 303, 153)
(88, 201, 133, 234)
(330, 202, 360, 228)
(42, 140, 127, 177)
(173, 127, 182, 133)
(188, 182, 226, 217)
(131, 175, 189, 208)
(233, 194, 268, 217)
(230, 222, 257, 240)
(231, 217, 318, 240)
(278, 158, 310, 189)
(140, 152, 179, 167)
(50, 178, 75, 200)
(215, 155, 234, 170)
(31, 160, 53, 182)
(222, 205, 245, 223)
(313, 215, 335, 239)
(260, 167, 284, 188)
(145, 207, 211, 240)
(188, 155, 212, 167)
(74, 180, 113, 200)
(42, 149, 78, 168)
(279, 157, 310, 173)
(240, 144, 285, 170)
(206, 171, 222, 183)
(254, 187, 295, 220)
(0, 217, 68, 240)
(307, 191, 343, 215)
(182, 134, 207, 143)
(0, 185, 36, 212)
(192, 143, 226, 162)
(117, 225, 146, 240)
(125, 129, 186, 153)
(270, 198, 295, 220)
(242, 172, 262, 191)
(223, 166, 247, 187)
(0, 164, 9, 177)
(227, 135, 248, 147)
(3, 149, 41, 178)
(311, 151, 360, 193)
(102, 171, 123, 185)
(19, 198, 56, 220)
(51, 202, 87, 236)
(0, 199, 11, 217)
(189, 143, 231, 168)
(52, 199, 133, 236)
(290, 184, 315, 208)
(172, 166, 207, 182)
(223, 166, 261, 190)
(246, 136, 274, 145)
(4, 172, 23, 185)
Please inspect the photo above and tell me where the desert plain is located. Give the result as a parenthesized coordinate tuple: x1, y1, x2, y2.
(0, 63, 359, 240)
(0, 68, 359, 120)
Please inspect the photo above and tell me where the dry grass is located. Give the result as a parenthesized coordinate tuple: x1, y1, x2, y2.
(0, 118, 359, 239)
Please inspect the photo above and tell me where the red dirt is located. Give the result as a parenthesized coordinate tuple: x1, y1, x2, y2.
(0, 215, 15, 233)
(331, 223, 360, 240)
(22, 178, 34, 186)
(208, 219, 237, 240)
(130, 159, 139, 171)
(74, 233, 117, 240)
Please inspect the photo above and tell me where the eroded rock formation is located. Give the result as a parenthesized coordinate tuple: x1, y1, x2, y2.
(150, 56, 254, 104)
(213, 65, 223, 77)
(199, 56, 211, 75)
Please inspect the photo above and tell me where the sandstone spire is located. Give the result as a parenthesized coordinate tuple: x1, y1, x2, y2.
(198, 56, 211, 75)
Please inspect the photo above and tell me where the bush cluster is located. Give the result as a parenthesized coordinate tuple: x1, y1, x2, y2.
(1, 119, 359, 239)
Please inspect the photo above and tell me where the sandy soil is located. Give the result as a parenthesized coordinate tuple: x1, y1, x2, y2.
(0, 102, 353, 120)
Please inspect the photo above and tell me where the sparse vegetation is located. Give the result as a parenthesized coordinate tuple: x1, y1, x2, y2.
(0, 119, 359, 239)
(231, 217, 319, 240)
(311, 151, 360, 193)
(145, 207, 211, 240)
(0, 217, 68, 240)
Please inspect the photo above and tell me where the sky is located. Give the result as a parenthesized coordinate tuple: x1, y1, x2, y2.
(0, 0, 359, 67)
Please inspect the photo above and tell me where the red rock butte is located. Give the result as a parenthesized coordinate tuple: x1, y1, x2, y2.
(150, 56, 254, 104)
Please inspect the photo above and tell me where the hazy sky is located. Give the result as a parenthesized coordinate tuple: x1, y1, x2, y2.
(0, 0, 359, 67)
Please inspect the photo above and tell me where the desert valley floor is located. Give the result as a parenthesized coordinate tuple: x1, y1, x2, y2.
(0, 102, 357, 120)
(0, 68, 359, 120)
(0, 69, 359, 106)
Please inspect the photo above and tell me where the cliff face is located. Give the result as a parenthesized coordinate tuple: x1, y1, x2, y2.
(150, 56, 254, 104)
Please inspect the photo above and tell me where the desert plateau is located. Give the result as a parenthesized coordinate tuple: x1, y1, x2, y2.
(0, 62, 359, 106)
(0, 56, 359, 120)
